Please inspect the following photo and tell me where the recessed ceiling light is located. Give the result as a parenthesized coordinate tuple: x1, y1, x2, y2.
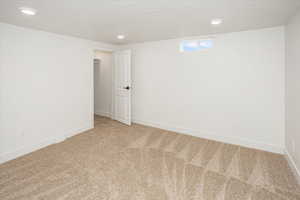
(19, 7, 37, 16)
(117, 35, 125, 40)
(211, 18, 223, 26)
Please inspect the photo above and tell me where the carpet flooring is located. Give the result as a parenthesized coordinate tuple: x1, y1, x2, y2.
(0, 115, 299, 200)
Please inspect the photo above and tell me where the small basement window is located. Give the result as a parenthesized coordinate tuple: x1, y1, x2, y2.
(180, 39, 213, 52)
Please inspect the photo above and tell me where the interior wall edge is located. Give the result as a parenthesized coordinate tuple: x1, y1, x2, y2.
(119, 26, 284, 48)
(132, 118, 284, 154)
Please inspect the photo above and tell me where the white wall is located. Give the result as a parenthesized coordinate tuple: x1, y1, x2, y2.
(0, 23, 116, 163)
(0, 22, 286, 165)
(94, 51, 112, 117)
(125, 27, 285, 153)
(285, 10, 300, 178)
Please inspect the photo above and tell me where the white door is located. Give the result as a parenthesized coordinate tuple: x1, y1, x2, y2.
(112, 50, 131, 125)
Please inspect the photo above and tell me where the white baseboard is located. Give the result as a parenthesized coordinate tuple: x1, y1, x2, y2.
(0, 122, 93, 165)
(64, 122, 94, 139)
(95, 110, 111, 118)
(285, 150, 300, 185)
(132, 118, 284, 154)
(0, 135, 64, 165)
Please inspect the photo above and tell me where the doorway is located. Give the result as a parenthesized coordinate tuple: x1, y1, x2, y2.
(93, 49, 132, 126)
(93, 50, 113, 119)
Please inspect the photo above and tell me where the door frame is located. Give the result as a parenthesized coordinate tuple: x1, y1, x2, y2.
(92, 47, 132, 126)
(92, 47, 114, 127)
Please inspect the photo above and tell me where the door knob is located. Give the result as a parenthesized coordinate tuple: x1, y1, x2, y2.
(123, 86, 130, 90)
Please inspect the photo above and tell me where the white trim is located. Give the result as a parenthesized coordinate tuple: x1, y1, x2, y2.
(285, 150, 300, 185)
(132, 118, 284, 154)
(111, 51, 116, 120)
(95, 110, 111, 118)
(0, 122, 93, 164)
(0, 135, 64, 165)
(64, 122, 94, 139)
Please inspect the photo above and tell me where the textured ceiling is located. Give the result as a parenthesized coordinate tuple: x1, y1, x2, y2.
(0, 0, 300, 44)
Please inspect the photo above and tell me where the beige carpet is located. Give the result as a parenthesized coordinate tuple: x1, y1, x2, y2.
(0, 116, 299, 200)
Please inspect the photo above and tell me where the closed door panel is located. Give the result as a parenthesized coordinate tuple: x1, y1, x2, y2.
(113, 50, 131, 125)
